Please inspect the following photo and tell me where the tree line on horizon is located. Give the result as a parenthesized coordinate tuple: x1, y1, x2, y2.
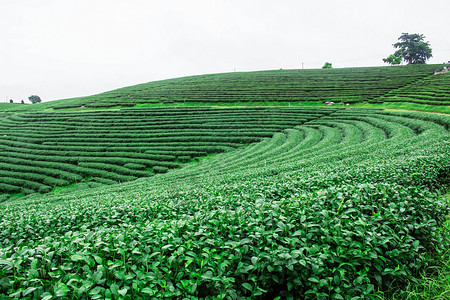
(7, 95, 41, 104)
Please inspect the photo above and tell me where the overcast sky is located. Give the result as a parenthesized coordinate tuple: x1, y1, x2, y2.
(1, 0, 449, 103)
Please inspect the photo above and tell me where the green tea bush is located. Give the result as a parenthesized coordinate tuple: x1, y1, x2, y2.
(0, 164, 447, 298)
(177, 156, 191, 163)
(0, 182, 22, 194)
(123, 163, 147, 170)
(152, 166, 169, 173)
(0, 194, 9, 202)
(87, 181, 104, 189)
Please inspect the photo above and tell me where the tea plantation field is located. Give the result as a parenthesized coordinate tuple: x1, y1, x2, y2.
(2, 64, 448, 112)
(0, 64, 450, 298)
(0, 105, 449, 299)
(0, 107, 336, 198)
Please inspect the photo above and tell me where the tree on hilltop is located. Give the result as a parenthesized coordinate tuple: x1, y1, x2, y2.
(383, 54, 402, 65)
(322, 62, 332, 69)
(384, 33, 432, 65)
(28, 95, 42, 104)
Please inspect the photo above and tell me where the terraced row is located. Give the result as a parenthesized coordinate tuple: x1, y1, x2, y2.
(0, 107, 336, 198)
(375, 72, 450, 106)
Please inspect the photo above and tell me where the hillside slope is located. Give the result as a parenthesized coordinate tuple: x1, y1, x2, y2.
(1, 109, 448, 298)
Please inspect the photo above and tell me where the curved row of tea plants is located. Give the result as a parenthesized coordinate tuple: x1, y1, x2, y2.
(172, 109, 449, 179)
(0, 109, 448, 299)
(0, 107, 336, 198)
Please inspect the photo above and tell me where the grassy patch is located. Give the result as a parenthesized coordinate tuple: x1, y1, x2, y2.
(0, 103, 28, 110)
(23, 100, 448, 115)
(135, 100, 330, 108)
(6, 193, 25, 201)
(185, 152, 219, 164)
(51, 183, 79, 195)
(351, 102, 450, 114)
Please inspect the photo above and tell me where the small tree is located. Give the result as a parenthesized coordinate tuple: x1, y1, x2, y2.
(21, 100, 25, 104)
(9, 99, 13, 103)
(383, 54, 402, 65)
(322, 62, 332, 69)
(28, 95, 42, 104)
(384, 33, 432, 65)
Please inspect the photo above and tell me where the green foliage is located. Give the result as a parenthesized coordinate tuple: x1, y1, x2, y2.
(322, 62, 333, 69)
(383, 54, 402, 65)
(123, 163, 147, 170)
(177, 155, 192, 163)
(392, 33, 433, 65)
(28, 95, 42, 104)
(152, 166, 169, 173)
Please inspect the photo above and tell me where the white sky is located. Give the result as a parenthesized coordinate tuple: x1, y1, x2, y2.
(1, 0, 449, 102)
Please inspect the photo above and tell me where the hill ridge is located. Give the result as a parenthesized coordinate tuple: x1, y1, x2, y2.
(2, 64, 447, 112)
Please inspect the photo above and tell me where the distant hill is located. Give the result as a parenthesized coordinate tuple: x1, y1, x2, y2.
(2, 64, 447, 112)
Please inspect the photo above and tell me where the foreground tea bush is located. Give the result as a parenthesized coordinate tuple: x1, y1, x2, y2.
(0, 172, 448, 299)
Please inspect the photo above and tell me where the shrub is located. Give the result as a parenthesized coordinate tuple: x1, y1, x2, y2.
(124, 163, 147, 170)
(152, 166, 169, 174)
(177, 156, 191, 163)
